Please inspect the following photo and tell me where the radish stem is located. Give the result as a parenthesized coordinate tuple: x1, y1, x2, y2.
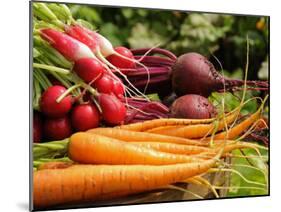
(33, 63, 70, 75)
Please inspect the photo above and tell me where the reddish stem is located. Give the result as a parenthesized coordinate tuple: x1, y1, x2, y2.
(131, 48, 177, 61)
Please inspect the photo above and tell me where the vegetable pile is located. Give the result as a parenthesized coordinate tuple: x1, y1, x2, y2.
(33, 98, 268, 208)
(32, 2, 269, 209)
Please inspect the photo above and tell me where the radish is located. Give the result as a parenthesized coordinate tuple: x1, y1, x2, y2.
(43, 116, 72, 140)
(73, 58, 104, 83)
(64, 24, 99, 53)
(170, 94, 216, 119)
(65, 24, 149, 99)
(94, 74, 114, 94)
(112, 80, 125, 98)
(98, 93, 126, 125)
(40, 85, 72, 118)
(106, 46, 136, 69)
(40, 28, 96, 62)
(172, 52, 268, 97)
(71, 103, 100, 131)
(33, 111, 43, 142)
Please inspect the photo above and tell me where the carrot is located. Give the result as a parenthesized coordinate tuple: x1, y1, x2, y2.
(130, 142, 210, 155)
(68, 132, 203, 165)
(118, 105, 243, 132)
(130, 140, 263, 157)
(207, 108, 262, 141)
(145, 125, 184, 133)
(38, 161, 73, 170)
(88, 128, 204, 146)
(194, 141, 266, 159)
(147, 110, 238, 138)
(117, 117, 215, 132)
(33, 149, 222, 208)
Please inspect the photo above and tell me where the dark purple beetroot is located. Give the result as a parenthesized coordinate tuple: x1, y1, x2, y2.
(172, 52, 268, 97)
(170, 94, 216, 119)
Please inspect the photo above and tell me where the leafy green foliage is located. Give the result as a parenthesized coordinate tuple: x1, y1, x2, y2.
(227, 148, 268, 196)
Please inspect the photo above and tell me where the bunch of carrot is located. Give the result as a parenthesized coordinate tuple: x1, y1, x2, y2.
(33, 98, 268, 209)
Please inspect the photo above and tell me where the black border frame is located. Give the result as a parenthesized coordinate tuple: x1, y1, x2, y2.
(29, 0, 270, 211)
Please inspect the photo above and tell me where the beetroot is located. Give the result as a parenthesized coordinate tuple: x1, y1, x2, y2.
(170, 94, 216, 119)
(43, 116, 72, 140)
(71, 103, 100, 131)
(172, 52, 268, 97)
(98, 93, 126, 125)
(40, 85, 72, 118)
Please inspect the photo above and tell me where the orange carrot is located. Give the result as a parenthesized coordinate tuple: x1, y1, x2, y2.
(33, 150, 221, 208)
(145, 125, 184, 133)
(118, 106, 242, 132)
(130, 140, 262, 157)
(38, 161, 73, 170)
(117, 117, 215, 132)
(146, 110, 238, 138)
(68, 132, 203, 165)
(193, 141, 265, 159)
(88, 128, 204, 146)
(207, 108, 262, 140)
(130, 142, 210, 155)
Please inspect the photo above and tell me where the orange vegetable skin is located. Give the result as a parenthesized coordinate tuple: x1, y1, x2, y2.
(117, 117, 215, 131)
(68, 132, 202, 165)
(131, 142, 210, 155)
(33, 154, 219, 208)
(209, 109, 261, 140)
(88, 128, 204, 145)
(147, 110, 238, 138)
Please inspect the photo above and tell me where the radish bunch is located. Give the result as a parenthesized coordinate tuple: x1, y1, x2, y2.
(34, 83, 127, 142)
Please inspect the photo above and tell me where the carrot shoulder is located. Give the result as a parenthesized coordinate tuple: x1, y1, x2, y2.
(68, 132, 203, 165)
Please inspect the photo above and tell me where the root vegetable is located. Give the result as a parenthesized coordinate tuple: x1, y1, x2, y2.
(170, 94, 216, 119)
(172, 52, 268, 97)
(43, 116, 72, 140)
(40, 85, 72, 118)
(71, 103, 100, 131)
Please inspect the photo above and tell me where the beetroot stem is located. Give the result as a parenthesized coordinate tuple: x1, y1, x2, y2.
(131, 48, 177, 61)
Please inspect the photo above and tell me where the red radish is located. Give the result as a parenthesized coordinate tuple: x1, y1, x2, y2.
(71, 103, 100, 131)
(66, 25, 148, 99)
(107, 47, 136, 69)
(43, 116, 72, 140)
(172, 52, 268, 97)
(40, 28, 95, 62)
(40, 85, 72, 118)
(33, 111, 43, 142)
(94, 74, 114, 94)
(73, 58, 104, 83)
(112, 80, 125, 98)
(64, 24, 99, 53)
(170, 94, 216, 119)
(98, 93, 126, 125)
(65, 25, 137, 63)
